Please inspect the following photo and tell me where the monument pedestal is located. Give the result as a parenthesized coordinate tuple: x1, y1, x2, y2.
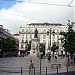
(30, 38, 40, 57)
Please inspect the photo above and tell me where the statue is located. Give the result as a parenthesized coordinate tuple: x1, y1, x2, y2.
(34, 28, 38, 38)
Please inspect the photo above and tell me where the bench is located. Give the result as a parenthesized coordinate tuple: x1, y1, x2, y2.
(51, 64, 61, 68)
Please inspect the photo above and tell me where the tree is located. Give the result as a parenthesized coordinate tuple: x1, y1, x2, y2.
(2, 38, 16, 52)
(25, 40, 31, 55)
(60, 20, 75, 53)
(51, 42, 59, 56)
(39, 43, 45, 55)
(27, 41, 31, 51)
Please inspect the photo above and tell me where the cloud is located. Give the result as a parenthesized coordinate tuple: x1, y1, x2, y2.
(0, 0, 74, 34)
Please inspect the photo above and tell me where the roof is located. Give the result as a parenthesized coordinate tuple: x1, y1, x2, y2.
(13, 33, 19, 36)
(28, 22, 64, 26)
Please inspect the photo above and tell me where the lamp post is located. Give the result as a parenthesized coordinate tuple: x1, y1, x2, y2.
(47, 28, 51, 53)
(47, 28, 55, 54)
(39, 44, 42, 74)
(67, 52, 70, 66)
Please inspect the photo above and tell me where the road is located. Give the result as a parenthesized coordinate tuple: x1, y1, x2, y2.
(0, 55, 75, 75)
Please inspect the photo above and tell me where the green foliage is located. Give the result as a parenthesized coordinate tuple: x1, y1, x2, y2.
(27, 43, 31, 51)
(39, 43, 45, 52)
(25, 40, 31, 51)
(60, 20, 75, 53)
(51, 42, 59, 52)
(1, 38, 16, 52)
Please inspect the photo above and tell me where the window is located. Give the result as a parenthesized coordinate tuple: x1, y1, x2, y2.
(25, 40, 28, 43)
(57, 35, 59, 40)
(60, 43, 63, 48)
(48, 41, 50, 47)
(43, 29, 46, 33)
(48, 35, 50, 39)
(21, 40, 24, 43)
(30, 34, 32, 39)
(52, 35, 55, 43)
(22, 29, 24, 32)
(30, 29, 32, 33)
(57, 41, 59, 46)
(26, 35, 28, 39)
(43, 40, 46, 45)
(22, 34, 24, 39)
(43, 34, 46, 39)
(21, 44, 24, 48)
(57, 30, 59, 33)
(26, 29, 28, 33)
(38, 34, 40, 39)
(38, 29, 41, 33)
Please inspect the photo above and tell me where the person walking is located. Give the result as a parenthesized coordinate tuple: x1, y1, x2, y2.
(47, 54, 51, 61)
(55, 54, 57, 61)
(29, 60, 34, 75)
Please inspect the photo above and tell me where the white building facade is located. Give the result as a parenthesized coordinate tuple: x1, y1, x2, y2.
(19, 22, 68, 56)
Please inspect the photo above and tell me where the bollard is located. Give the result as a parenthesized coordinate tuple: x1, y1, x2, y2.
(21, 67, 22, 75)
(57, 66, 58, 74)
(46, 66, 47, 74)
(40, 63, 41, 74)
(34, 67, 35, 75)
(40, 66, 41, 74)
(67, 65, 68, 72)
(40, 59, 41, 74)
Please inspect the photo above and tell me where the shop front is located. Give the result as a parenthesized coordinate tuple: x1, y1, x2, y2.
(18, 50, 27, 57)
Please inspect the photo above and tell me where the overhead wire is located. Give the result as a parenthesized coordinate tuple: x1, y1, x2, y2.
(15, 0, 74, 7)
(0, 0, 74, 22)
(2, 0, 74, 7)
(68, 0, 74, 6)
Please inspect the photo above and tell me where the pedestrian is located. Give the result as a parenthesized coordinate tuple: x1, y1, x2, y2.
(47, 54, 51, 61)
(29, 60, 34, 75)
(55, 54, 57, 60)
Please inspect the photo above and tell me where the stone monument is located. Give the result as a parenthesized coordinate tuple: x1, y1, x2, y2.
(30, 28, 40, 56)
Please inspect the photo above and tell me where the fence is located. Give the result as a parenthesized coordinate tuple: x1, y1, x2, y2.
(0, 65, 75, 75)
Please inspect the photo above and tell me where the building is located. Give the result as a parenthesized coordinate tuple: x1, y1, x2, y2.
(13, 33, 19, 55)
(0, 25, 12, 39)
(0, 25, 19, 56)
(13, 33, 19, 40)
(19, 22, 68, 56)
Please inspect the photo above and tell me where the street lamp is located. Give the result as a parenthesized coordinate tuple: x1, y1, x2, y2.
(47, 28, 55, 54)
(67, 52, 70, 66)
(39, 45, 42, 74)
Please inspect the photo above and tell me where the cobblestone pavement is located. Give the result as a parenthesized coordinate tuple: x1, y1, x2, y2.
(0, 55, 75, 75)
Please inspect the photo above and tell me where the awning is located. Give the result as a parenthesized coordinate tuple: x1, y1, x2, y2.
(19, 50, 27, 52)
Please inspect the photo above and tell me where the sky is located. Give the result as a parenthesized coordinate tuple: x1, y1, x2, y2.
(0, 0, 74, 34)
